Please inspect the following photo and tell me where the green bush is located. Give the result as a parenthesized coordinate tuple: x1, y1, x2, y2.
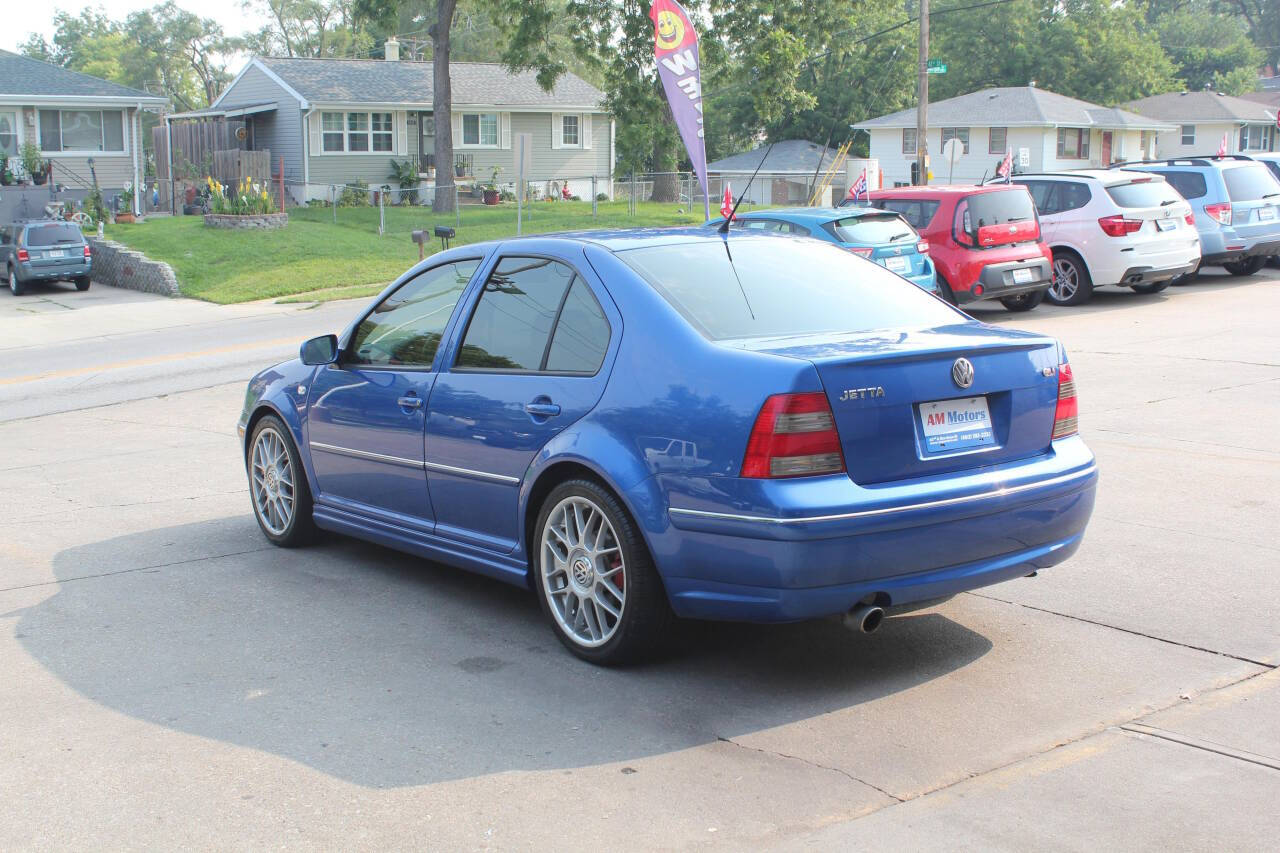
(338, 180, 370, 207)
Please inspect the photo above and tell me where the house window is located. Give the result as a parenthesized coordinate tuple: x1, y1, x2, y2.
(988, 126, 1007, 155)
(320, 112, 394, 154)
(462, 113, 498, 147)
(901, 128, 916, 155)
(1240, 124, 1273, 151)
(1056, 128, 1090, 160)
(1139, 130, 1152, 158)
(0, 111, 17, 156)
(941, 127, 969, 154)
(1180, 124, 1195, 146)
(562, 114, 579, 147)
(38, 109, 125, 153)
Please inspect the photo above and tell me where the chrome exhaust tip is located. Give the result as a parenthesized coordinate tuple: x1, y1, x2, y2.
(844, 603, 885, 634)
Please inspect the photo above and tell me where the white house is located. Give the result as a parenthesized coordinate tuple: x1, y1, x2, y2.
(1124, 91, 1278, 158)
(854, 86, 1173, 187)
(706, 139, 878, 206)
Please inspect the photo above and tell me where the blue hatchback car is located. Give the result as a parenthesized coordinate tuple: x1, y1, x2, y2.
(709, 207, 938, 293)
(239, 230, 1097, 663)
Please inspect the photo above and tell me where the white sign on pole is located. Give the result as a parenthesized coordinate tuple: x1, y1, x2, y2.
(1018, 147, 1031, 168)
(515, 132, 532, 236)
(941, 138, 963, 184)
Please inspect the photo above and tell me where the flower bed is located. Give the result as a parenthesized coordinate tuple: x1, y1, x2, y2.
(203, 212, 289, 230)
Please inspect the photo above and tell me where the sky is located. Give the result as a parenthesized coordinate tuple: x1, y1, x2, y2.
(6, 0, 271, 52)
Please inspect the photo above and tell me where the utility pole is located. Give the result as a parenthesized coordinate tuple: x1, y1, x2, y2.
(916, 0, 930, 185)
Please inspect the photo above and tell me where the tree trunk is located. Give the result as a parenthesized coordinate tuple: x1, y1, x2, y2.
(431, 0, 458, 213)
(650, 132, 680, 203)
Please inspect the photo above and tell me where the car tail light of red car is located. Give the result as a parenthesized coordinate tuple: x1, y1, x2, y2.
(1204, 203, 1232, 226)
(1097, 215, 1143, 237)
(1052, 363, 1078, 440)
(741, 392, 845, 478)
(16, 249, 29, 262)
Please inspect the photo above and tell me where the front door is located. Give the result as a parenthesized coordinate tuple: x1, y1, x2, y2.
(306, 258, 482, 529)
(425, 253, 616, 553)
(418, 111, 435, 173)
(1101, 132, 1113, 166)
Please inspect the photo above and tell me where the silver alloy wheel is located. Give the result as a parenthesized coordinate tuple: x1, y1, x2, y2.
(540, 495, 626, 648)
(1050, 258, 1078, 301)
(250, 426, 296, 536)
(8, 269, 16, 294)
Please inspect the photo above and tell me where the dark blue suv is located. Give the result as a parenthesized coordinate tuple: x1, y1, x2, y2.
(1, 221, 92, 296)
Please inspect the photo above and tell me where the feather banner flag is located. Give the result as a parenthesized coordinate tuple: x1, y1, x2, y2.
(650, 0, 709, 218)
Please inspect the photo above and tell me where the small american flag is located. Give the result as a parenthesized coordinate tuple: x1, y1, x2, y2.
(846, 169, 868, 202)
(720, 184, 734, 219)
(996, 147, 1013, 182)
(1217, 132, 1229, 157)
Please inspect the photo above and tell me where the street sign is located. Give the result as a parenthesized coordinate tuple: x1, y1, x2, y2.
(927, 59, 947, 74)
(942, 138, 963, 184)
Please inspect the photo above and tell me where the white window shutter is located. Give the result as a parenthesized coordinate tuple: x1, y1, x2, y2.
(396, 111, 408, 155)
(452, 112, 462, 147)
(581, 114, 592, 149)
(501, 112, 512, 149)
(551, 113, 562, 149)
(308, 111, 321, 155)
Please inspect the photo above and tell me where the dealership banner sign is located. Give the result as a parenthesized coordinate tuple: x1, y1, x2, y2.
(650, 0, 709, 217)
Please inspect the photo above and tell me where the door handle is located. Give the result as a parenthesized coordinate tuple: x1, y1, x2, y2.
(397, 395, 423, 410)
(524, 401, 561, 417)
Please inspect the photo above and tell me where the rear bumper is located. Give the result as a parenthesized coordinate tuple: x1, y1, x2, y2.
(1118, 261, 1198, 285)
(1199, 230, 1280, 264)
(18, 262, 91, 282)
(650, 438, 1097, 622)
(955, 257, 1051, 303)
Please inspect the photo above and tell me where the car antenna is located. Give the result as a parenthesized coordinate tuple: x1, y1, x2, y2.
(718, 141, 775, 234)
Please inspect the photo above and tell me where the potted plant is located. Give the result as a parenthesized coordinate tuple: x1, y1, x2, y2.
(483, 166, 501, 205)
(454, 156, 467, 178)
(21, 142, 45, 185)
(115, 181, 136, 223)
(387, 159, 419, 205)
(0, 162, 12, 186)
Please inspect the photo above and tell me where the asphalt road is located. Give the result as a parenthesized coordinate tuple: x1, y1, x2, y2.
(1, 269, 1278, 849)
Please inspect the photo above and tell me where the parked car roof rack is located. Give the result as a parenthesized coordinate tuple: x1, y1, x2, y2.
(1114, 155, 1256, 168)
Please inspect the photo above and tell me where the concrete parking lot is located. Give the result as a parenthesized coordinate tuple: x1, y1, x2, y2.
(1, 270, 1277, 849)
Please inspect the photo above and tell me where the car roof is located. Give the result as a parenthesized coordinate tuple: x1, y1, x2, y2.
(460, 226, 807, 255)
(1004, 168, 1166, 186)
(870, 184, 1024, 198)
(732, 206, 893, 223)
(1124, 156, 1257, 170)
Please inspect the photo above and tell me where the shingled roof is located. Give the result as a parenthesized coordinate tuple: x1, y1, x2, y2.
(250, 57, 604, 109)
(1125, 90, 1278, 123)
(708, 139, 845, 173)
(0, 48, 166, 102)
(854, 87, 1171, 131)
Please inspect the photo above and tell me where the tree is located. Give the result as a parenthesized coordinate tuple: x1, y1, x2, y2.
(241, 0, 374, 59)
(1150, 0, 1264, 94)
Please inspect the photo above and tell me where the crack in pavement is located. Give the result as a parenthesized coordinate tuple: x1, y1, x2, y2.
(0, 545, 275, 594)
(715, 735, 905, 803)
(1119, 723, 1280, 772)
(968, 591, 1276, 669)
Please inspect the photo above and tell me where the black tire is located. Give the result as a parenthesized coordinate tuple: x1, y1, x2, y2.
(1222, 256, 1266, 276)
(1131, 280, 1170, 294)
(532, 478, 674, 665)
(246, 414, 317, 547)
(1046, 252, 1093, 306)
(935, 274, 958, 305)
(8, 266, 25, 296)
(74, 276, 91, 292)
(1000, 288, 1045, 312)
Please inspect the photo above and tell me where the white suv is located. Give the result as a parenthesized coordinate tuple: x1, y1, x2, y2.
(997, 170, 1201, 306)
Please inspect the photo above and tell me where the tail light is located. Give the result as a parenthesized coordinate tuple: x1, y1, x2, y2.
(916, 241, 929, 254)
(1184, 212, 1195, 226)
(1098, 215, 1143, 237)
(741, 392, 845, 478)
(83, 245, 92, 258)
(16, 249, 29, 262)
(1052, 363, 1078, 440)
(848, 247, 874, 257)
(1204, 203, 1232, 226)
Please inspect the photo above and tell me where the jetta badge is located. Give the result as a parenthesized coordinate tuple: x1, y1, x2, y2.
(952, 357, 975, 389)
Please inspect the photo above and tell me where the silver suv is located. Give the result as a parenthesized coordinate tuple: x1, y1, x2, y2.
(1, 220, 92, 296)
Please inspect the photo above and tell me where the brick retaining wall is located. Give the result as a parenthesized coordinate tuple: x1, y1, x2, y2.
(203, 212, 289, 230)
(87, 237, 181, 297)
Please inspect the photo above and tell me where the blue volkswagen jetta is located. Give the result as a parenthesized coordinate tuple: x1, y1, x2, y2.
(239, 229, 1096, 664)
(708, 207, 939, 293)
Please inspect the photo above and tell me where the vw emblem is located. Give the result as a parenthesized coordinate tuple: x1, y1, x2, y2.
(952, 357, 975, 389)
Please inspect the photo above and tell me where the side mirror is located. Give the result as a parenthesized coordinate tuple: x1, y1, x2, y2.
(300, 334, 339, 365)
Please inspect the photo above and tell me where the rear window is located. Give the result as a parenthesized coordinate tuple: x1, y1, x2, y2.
(24, 222, 85, 247)
(1222, 164, 1280, 202)
(873, 199, 940, 230)
(1106, 179, 1183, 209)
(827, 213, 916, 244)
(1266, 161, 1280, 183)
(962, 189, 1036, 231)
(618, 238, 958, 341)
(1155, 170, 1208, 200)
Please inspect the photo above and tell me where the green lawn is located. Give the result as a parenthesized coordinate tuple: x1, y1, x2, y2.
(104, 201, 705, 304)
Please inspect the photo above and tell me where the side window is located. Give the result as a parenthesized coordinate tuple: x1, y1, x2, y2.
(1057, 181, 1092, 213)
(1020, 181, 1056, 214)
(346, 259, 480, 368)
(1156, 170, 1207, 201)
(877, 200, 939, 230)
(456, 256, 576, 371)
(545, 278, 611, 374)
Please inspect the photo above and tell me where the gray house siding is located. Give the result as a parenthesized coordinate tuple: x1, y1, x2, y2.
(462, 112, 611, 184)
(15, 105, 140, 195)
(214, 64, 305, 197)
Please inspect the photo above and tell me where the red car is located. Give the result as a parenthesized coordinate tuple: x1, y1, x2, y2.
(853, 185, 1053, 312)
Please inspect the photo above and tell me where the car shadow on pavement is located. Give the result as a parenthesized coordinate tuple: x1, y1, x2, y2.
(20, 515, 991, 788)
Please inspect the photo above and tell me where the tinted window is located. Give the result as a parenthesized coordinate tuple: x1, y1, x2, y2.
(828, 213, 916, 243)
(24, 222, 84, 246)
(1222, 164, 1280, 202)
(1155, 170, 1207, 200)
(1266, 161, 1280, 183)
(545, 279, 610, 373)
(1054, 182, 1092, 213)
(1106, 179, 1183, 209)
(347, 259, 479, 367)
(731, 218, 808, 235)
(619, 238, 959, 341)
(963, 189, 1036, 230)
(1018, 181, 1057, 214)
(456, 256, 575, 370)
(874, 199, 940, 230)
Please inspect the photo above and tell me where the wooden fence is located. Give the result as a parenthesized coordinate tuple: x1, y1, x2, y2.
(152, 120, 248, 180)
(212, 150, 271, 188)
